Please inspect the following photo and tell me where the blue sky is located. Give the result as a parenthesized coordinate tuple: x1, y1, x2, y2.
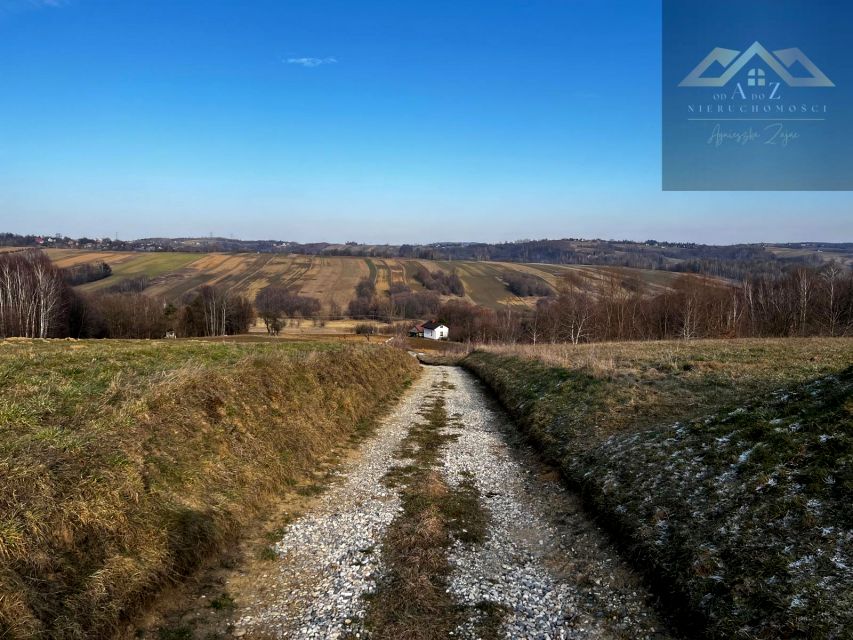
(0, 0, 850, 244)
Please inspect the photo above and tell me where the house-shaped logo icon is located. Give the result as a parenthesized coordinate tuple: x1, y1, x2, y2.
(680, 42, 834, 88)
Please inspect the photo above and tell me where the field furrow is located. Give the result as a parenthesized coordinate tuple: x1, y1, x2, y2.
(35, 249, 718, 309)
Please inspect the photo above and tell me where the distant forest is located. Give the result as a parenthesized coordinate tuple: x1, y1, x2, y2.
(2, 232, 851, 281)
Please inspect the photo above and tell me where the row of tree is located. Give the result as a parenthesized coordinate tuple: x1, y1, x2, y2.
(0, 251, 66, 338)
(347, 278, 442, 322)
(80, 287, 255, 338)
(3, 250, 850, 343)
(434, 265, 853, 344)
(0, 251, 254, 339)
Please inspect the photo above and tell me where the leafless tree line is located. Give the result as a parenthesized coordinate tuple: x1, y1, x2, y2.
(436, 265, 853, 345)
(0, 251, 254, 339)
(97, 286, 254, 338)
(0, 251, 69, 338)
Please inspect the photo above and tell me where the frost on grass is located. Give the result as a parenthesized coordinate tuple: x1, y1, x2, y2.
(580, 370, 853, 638)
(465, 350, 853, 639)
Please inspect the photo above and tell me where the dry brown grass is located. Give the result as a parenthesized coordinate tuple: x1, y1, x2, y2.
(466, 337, 853, 461)
(0, 339, 419, 639)
(470, 337, 853, 445)
(480, 336, 853, 386)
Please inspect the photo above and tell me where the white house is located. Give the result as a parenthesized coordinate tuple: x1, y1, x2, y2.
(421, 321, 449, 340)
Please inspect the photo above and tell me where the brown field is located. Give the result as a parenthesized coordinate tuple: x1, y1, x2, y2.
(297, 256, 371, 310)
(35, 249, 717, 311)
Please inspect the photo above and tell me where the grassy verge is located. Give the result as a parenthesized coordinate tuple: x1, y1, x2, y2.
(462, 338, 853, 639)
(0, 339, 419, 639)
(364, 381, 491, 639)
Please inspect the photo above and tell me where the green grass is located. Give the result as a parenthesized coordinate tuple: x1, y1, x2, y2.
(208, 593, 235, 611)
(462, 337, 853, 638)
(157, 627, 193, 640)
(0, 339, 419, 639)
(78, 252, 201, 291)
(365, 258, 378, 284)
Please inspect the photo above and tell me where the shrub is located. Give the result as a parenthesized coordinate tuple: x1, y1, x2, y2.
(503, 271, 552, 297)
(355, 323, 377, 335)
(413, 267, 465, 296)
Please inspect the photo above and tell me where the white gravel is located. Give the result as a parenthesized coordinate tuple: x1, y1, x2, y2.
(232, 364, 669, 639)
(232, 366, 444, 639)
(440, 366, 668, 640)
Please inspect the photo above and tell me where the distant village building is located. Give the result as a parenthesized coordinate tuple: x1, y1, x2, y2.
(165, 330, 177, 339)
(421, 321, 449, 340)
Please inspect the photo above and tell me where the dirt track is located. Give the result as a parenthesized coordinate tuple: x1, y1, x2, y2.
(222, 365, 671, 639)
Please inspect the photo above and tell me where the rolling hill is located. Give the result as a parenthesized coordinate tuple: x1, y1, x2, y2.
(43, 249, 713, 312)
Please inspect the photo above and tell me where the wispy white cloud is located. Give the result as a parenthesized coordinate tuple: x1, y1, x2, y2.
(0, 0, 67, 14)
(285, 56, 337, 68)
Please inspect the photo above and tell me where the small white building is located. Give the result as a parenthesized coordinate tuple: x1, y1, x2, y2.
(421, 321, 449, 340)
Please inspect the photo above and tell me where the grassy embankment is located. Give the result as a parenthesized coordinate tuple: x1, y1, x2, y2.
(0, 339, 419, 639)
(462, 338, 853, 639)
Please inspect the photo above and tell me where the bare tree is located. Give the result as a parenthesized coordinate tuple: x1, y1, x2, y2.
(819, 263, 844, 336)
(794, 267, 817, 336)
(554, 273, 594, 344)
(0, 250, 68, 338)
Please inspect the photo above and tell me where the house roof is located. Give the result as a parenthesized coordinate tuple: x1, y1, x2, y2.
(421, 321, 446, 330)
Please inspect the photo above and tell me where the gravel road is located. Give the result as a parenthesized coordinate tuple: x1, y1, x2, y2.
(232, 365, 671, 639)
